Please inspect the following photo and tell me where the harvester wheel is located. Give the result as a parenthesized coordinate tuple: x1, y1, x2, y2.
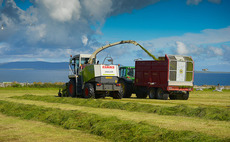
(83, 83, 95, 98)
(68, 79, 76, 97)
(120, 80, 132, 98)
(148, 88, 156, 99)
(112, 86, 123, 99)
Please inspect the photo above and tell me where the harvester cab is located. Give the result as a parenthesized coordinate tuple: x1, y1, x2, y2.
(68, 54, 95, 77)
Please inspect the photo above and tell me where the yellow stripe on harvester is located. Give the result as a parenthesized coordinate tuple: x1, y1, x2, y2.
(103, 74, 115, 76)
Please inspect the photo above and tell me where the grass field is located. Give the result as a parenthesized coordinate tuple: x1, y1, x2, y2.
(0, 87, 229, 141)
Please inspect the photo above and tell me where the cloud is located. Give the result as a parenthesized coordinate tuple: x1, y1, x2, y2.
(187, 0, 202, 5)
(222, 45, 230, 62)
(208, 0, 221, 4)
(81, 35, 88, 46)
(143, 26, 230, 50)
(0, 0, 160, 62)
(0, 43, 10, 54)
(134, 26, 230, 67)
(208, 46, 223, 56)
(186, 0, 221, 5)
(38, 0, 81, 22)
(174, 41, 225, 57)
(176, 41, 189, 55)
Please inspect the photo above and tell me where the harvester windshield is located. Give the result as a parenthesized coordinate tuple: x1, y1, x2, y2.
(69, 54, 95, 75)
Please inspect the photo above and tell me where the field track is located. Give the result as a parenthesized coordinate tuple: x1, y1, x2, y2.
(0, 88, 229, 141)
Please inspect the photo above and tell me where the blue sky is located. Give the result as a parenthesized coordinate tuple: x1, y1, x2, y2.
(0, 0, 230, 72)
(101, 0, 230, 40)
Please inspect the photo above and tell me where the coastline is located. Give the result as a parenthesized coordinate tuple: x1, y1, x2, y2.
(195, 71, 230, 74)
(0, 82, 230, 90)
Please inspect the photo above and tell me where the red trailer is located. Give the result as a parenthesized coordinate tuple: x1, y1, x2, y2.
(135, 54, 194, 100)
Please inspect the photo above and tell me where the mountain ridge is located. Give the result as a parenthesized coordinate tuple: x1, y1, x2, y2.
(0, 61, 69, 70)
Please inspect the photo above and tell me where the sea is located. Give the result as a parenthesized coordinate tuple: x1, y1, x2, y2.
(0, 70, 229, 86)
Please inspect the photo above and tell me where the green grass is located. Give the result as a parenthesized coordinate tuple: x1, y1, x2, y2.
(12, 94, 230, 121)
(0, 100, 226, 142)
(0, 114, 107, 142)
(4, 82, 65, 88)
(1, 88, 230, 141)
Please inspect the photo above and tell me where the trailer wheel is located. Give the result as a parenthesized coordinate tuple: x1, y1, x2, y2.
(83, 83, 95, 98)
(120, 80, 132, 98)
(136, 87, 148, 98)
(162, 93, 169, 100)
(68, 79, 76, 97)
(182, 91, 189, 100)
(169, 95, 176, 100)
(156, 88, 168, 100)
(156, 88, 163, 99)
(148, 88, 156, 99)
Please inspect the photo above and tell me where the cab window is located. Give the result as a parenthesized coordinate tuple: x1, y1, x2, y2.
(81, 58, 89, 64)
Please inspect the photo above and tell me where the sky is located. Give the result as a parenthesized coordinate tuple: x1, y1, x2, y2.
(0, 0, 230, 72)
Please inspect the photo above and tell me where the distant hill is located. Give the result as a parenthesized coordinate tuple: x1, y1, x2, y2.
(0, 61, 69, 70)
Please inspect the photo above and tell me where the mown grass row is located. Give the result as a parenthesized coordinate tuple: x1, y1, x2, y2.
(12, 94, 230, 121)
(0, 100, 226, 142)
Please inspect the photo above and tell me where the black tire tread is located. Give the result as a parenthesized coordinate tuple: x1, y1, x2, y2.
(68, 79, 76, 97)
(120, 80, 132, 98)
(83, 83, 95, 99)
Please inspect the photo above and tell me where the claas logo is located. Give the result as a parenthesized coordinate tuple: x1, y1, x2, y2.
(102, 66, 115, 69)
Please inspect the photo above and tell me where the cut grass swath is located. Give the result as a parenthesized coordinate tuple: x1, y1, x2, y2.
(0, 100, 226, 142)
(12, 94, 230, 121)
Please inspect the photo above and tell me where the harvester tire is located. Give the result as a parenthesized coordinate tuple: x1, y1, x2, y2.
(83, 83, 95, 99)
(68, 79, 76, 97)
(120, 80, 132, 98)
(148, 88, 156, 99)
(112, 86, 123, 99)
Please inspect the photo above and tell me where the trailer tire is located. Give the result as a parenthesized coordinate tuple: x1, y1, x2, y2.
(83, 83, 95, 99)
(182, 91, 189, 100)
(68, 79, 76, 97)
(136, 87, 148, 98)
(162, 93, 169, 100)
(120, 80, 132, 98)
(157, 88, 168, 100)
(148, 88, 156, 99)
(169, 95, 176, 100)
